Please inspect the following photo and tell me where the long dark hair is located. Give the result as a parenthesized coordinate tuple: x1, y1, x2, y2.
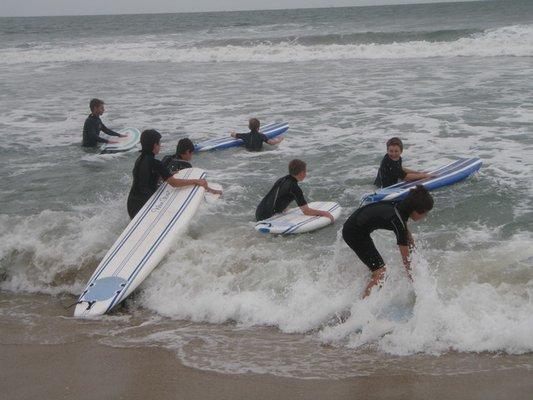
(398, 185, 434, 215)
(140, 129, 161, 154)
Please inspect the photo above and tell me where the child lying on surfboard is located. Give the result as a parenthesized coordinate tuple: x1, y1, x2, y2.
(374, 137, 432, 188)
(255, 159, 334, 222)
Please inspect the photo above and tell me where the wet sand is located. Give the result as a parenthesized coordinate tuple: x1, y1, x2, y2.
(3, 339, 533, 400)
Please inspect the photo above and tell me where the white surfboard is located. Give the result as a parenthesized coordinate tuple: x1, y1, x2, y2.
(100, 128, 141, 154)
(75, 168, 208, 317)
(255, 201, 342, 234)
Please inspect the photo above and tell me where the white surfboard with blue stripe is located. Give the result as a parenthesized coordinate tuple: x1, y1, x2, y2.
(195, 122, 289, 152)
(255, 201, 342, 235)
(360, 157, 482, 205)
(74, 168, 207, 317)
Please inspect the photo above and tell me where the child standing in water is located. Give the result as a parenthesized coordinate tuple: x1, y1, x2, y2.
(82, 98, 124, 147)
(127, 130, 216, 219)
(231, 118, 283, 151)
(374, 137, 431, 188)
(342, 185, 434, 298)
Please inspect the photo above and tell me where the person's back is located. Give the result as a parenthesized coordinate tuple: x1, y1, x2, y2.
(231, 118, 283, 152)
(344, 201, 408, 240)
(238, 130, 268, 151)
(256, 175, 305, 221)
(255, 159, 333, 222)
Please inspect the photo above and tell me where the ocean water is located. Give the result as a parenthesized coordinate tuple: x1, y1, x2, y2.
(0, 0, 532, 379)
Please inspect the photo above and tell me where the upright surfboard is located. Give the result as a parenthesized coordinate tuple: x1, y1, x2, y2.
(100, 128, 141, 154)
(195, 122, 289, 152)
(75, 168, 207, 317)
(360, 157, 482, 205)
(255, 201, 342, 234)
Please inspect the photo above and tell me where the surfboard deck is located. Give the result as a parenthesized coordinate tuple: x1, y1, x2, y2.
(74, 168, 207, 317)
(101, 128, 141, 154)
(255, 201, 342, 235)
(195, 122, 289, 152)
(361, 157, 482, 205)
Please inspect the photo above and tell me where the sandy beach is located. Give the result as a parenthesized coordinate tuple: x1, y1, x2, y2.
(2, 339, 532, 400)
(2, 293, 532, 400)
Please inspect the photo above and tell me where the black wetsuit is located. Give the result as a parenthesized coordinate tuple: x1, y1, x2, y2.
(82, 114, 121, 147)
(161, 154, 192, 172)
(235, 130, 269, 151)
(127, 152, 172, 219)
(374, 154, 406, 188)
(342, 202, 409, 271)
(255, 175, 307, 221)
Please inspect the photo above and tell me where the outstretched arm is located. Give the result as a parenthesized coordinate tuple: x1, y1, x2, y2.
(166, 176, 208, 189)
(101, 122, 125, 138)
(299, 204, 335, 222)
(403, 169, 432, 181)
(266, 136, 284, 145)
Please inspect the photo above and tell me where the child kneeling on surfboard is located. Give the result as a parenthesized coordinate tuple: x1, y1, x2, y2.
(374, 137, 431, 188)
(255, 159, 334, 222)
(342, 185, 434, 298)
(230, 118, 283, 151)
(127, 130, 218, 219)
(162, 138, 195, 172)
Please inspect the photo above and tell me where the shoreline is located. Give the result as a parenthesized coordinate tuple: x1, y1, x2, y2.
(3, 339, 533, 400)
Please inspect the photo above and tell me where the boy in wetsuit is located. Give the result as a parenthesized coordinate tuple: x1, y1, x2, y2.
(82, 98, 125, 147)
(374, 137, 431, 188)
(342, 185, 434, 298)
(161, 138, 195, 173)
(255, 159, 334, 222)
(127, 130, 219, 219)
(230, 118, 283, 151)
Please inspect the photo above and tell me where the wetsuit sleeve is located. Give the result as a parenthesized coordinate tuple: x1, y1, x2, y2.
(374, 157, 387, 186)
(261, 133, 269, 143)
(100, 122, 121, 137)
(161, 155, 172, 169)
(235, 133, 247, 140)
(87, 117, 109, 144)
(291, 182, 307, 207)
(154, 159, 173, 181)
(391, 217, 409, 246)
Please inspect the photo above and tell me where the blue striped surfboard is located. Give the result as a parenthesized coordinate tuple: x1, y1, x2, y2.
(255, 201, 342, 235)
(195, 122, 289, 152)
(74, 168, 207, 317)
(360, 157, 482, 205)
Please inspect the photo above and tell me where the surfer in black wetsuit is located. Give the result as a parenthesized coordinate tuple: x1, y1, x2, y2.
(127, 130, 215, 219)
(255, 159, 334, 222)
(342, 185, 434, 298)
(82, 98, 125, 147)
(161, 138, 195, 172)
(230, 118, 284, 151)
(374, 137, 431, 188)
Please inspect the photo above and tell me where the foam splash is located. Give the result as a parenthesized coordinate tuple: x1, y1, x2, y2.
(0, 25, 531, 64)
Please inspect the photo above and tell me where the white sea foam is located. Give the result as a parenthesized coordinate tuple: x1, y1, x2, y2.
(1, 25, 531, 65)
